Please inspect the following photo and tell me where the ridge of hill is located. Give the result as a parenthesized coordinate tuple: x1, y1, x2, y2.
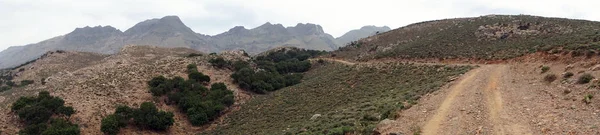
(336, 25, 391, 46)
(333, 15, 600, 61)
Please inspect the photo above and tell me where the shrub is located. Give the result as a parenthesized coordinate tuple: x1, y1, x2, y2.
(577, 73, 595, 84)
(0, 86, 10, 92)
(57, 106, 75, 117)
(41, 119, 80, 135)
(327, 126, 354, 135)
(543, 74, 557, 83)
(6, 81, 15, 87)
(11, 91, 79, 134)
(209, 57, 229, 69)
(563, 72, 574, 78)
(317, 59, 325, 64)
(148, 76, 168, 88)
(187, 64, 198, 73)
(20, 80, 34, 86)
(584, 94, 594, 104)
(232, 61, 250, 71)
(284, 74, 303, 86)
(19, 123, 47, 135)
(101, 102, 174, 134)
(188, 72, 210, 83)
(541, 66, 550, 73)
(187, 53, 203, 57)
(101, 114, 123, 135)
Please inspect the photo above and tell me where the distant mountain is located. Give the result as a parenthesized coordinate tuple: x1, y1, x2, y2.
(210, 22, 338, 54)
(335, 26, 391, 46)
(0, 16, 376, 69)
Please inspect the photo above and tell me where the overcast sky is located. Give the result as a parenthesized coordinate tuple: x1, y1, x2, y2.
(1, 0, 599, 51)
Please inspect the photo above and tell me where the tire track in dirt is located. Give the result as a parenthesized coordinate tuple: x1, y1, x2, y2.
(422, 65, 532, 135)
(483, 65, 505, 135)
(421, 68, 482, 135)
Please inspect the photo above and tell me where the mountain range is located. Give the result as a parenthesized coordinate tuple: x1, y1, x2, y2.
(0, 16, 389, 69)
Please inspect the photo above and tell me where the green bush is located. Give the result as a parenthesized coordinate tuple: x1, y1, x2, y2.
(133, 102, 174, 130)
(187, 53, 203, 57)
(188, 72, 211, 83)
(57, 106, 75, 117)
(41, 119, 80, 135)
(563, 72, 574, 78)
(101, 114, 123, 135)
(101, 102, 174, 134)
(541, 66, 550, 73)
(232, 61, 250, 71)
(6, 81, 15, 87)
(19, 123, 47, 135)
(578, 73, 595, 84)
(187, 64, 198, 73)
(584, 94, 594, 104)
(11, 91, 79, 135)
(327, 126, 354, 135)
(0, 86, 10, 92)
(20, 80, 34, 86)
(209, 57, 229, 69)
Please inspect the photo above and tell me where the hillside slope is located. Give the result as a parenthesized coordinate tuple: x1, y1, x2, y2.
(0, 46, 251, 134)
(334, 15, 600, 61)
(205, 61, 472, 134)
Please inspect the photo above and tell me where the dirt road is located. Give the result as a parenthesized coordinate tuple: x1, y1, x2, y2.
(315, 58, 600, 134)
(373, 65, 534, 135)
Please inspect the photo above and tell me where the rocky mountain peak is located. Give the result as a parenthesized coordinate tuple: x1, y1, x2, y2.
(288, 23, 325, 35)
(360, 25, 391, 31)
(253, 22, 287, 34)
(68, 25, 121, 36)
(64, 25, 122, 42)
(124, 15, 193, 36)
(227, 26, 248, 33)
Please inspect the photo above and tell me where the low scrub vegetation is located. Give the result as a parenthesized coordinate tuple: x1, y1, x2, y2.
(204, 63, 472, 134)
(584, 94, 594, 104)
(334, 15, 600, 61)
(563, 72, 574, 78)
(578, 73, 595, 84)
(101, 102, 174, 135)
(186, 53, 203, 57)
(11, 91, 79, 135)
(209, 57, 230, 69)
(543, 74, 557, 83)
(541, 66, 550, 73)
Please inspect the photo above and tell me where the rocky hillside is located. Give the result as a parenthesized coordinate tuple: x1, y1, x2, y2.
(0, 45, 252, 134)
(335, 26, 391, 46)
(333, 15, 600, 61)
(0, 16, 381, 69)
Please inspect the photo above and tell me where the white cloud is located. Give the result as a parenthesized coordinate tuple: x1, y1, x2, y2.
(0, 0, 599, 51)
